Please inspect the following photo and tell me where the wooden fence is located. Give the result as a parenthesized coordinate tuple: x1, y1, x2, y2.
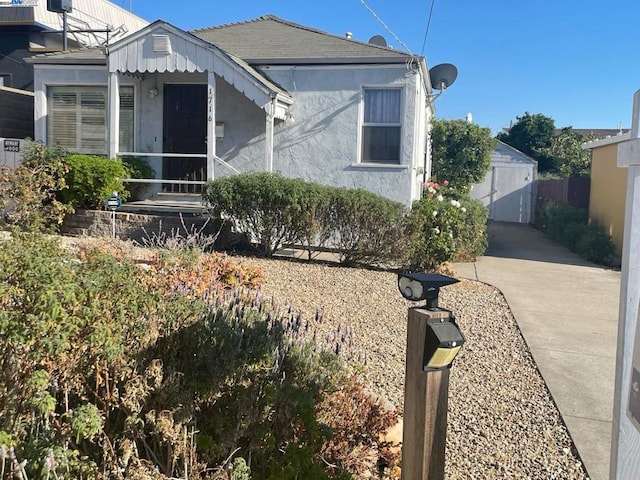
(536, 176, 590, 209)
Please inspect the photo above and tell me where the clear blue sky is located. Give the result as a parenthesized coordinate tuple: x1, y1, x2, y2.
(122, 0, 640, 134)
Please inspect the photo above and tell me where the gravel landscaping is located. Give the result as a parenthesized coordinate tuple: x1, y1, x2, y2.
(238, 255, 590, 480)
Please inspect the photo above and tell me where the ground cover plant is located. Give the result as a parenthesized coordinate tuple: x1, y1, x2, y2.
(0, 232, 399, 479)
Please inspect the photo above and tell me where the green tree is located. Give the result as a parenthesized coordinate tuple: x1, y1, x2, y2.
(540, 127, 592, 177)
(498, 112, 555, 171)
(430, 119, 495, 192)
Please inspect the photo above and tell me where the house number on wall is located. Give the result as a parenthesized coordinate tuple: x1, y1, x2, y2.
(208, 87, 213, 122)
(3, 139, 20, 152)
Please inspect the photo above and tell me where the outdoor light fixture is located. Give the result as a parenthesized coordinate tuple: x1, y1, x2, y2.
(422, 317, 464, 371)
(148, 88, 159, 99)
(398, 272, 465, 370)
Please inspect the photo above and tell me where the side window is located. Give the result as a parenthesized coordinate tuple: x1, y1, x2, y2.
(361, 87, 402, 164)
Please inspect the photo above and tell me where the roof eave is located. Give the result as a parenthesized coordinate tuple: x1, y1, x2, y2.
(247, 56, 413, 65)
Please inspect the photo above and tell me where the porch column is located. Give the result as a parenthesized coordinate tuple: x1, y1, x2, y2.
(206, 71, 216, 181)
(108, 71, 120, 159)
(265, 97, 276, 172)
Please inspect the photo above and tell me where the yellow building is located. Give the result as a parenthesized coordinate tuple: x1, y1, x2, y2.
(583, 133, 630, 255)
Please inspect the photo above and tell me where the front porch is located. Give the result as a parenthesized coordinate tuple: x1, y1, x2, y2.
(106, 21, 293, 195)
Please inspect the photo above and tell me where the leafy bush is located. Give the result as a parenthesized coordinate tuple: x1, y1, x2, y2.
(203, 172, 303, 256)
(0, 232, 395, 479)
(121, 155, 156, 201)
(61, 154, 128, 208)
(0, 141, 72, 231)
(575, 222, 615, 264)
(454, 195, 489, 262)
(404, 181, 466, 271)
(535, 201, 614, 264)
(204, 173, 407, 266)
(331, 188, 406, 266)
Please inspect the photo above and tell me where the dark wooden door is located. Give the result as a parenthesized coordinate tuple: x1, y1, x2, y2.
(163, 84, 207, 193)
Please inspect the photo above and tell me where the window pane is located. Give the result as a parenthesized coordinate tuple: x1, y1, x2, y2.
(119, 87, 134, 152)
(362, 126, 401, 163)
(364, 89, 401, 124)
(48, 86, 134, 155)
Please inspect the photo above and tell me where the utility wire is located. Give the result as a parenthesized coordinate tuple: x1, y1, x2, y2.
(421, 0, 436, 56)
(359, 0, 414, 57)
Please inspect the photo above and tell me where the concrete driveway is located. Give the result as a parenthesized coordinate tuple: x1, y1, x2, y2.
(455, 221, 621, 480)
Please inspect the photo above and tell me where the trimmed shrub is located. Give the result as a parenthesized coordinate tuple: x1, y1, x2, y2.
(454, 196, 489, 262)
(203, 172, 303, 256)
(61, 154, 128, 208)
(294, 182, 335, 260)
(331, 188, 406, 266)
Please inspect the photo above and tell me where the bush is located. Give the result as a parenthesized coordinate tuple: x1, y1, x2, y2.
(404, 181, 467, 271)
(61, 154, 128, 208)
(331, 188, 406, 266)
(0, 141, 73, 231)
(535, 201, 614, 265)
(454, 196, 489, 262)
(121, 155, 156, 201)
(575, 222, 614, 264)
(203, 172, 303, 256)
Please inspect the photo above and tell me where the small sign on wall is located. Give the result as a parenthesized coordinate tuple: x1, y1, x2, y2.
(3, 139, 20, 152)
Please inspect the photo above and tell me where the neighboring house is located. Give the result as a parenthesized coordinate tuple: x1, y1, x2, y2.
(28, 15, 434, 206)
(0, 0, 148, 90)
(470, 141, 537, 224)
(583, 132, 630, 256)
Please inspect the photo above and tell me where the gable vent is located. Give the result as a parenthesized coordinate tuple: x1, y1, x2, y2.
(153, 35, 172, 55)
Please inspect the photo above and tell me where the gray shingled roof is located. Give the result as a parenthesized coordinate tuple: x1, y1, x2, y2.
(192, 15, 414, 64)
(25, 47, 106, 64)
(491, 141, 537, 165)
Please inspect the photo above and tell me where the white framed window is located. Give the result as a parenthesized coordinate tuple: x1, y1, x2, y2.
(47, 86, 134, 155)
(361, 87, 402, 164)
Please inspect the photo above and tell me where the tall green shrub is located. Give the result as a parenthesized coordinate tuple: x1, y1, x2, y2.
(61, 154, 128, 208)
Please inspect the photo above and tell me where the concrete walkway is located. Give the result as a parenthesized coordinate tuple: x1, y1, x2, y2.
(454, 222, 621, 480)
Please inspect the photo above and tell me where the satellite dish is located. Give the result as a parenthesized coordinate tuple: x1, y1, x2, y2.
(429, 63, 458, 91)
(368, 35, 388, 47)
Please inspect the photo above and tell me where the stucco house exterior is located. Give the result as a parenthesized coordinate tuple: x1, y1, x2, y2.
(28, 15, 435, 206)
(583, 132, 631, 255)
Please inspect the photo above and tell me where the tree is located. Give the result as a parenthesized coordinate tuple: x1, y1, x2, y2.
(540, 127, 592, 177)
(497, 112, 555, 161)
(430, 119, 495, 192)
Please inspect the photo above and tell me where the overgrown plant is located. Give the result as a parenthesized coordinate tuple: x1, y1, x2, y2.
(0, 141, 72, 231)
(0, 232, 397, 479)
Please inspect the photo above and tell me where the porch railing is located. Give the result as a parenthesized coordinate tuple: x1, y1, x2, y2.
(117, 151, 241, 190)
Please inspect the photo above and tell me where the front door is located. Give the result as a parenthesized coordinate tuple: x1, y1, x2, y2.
(163, 84, 207, 193)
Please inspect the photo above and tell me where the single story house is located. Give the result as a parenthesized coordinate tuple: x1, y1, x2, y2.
(470, 141, 537, 224)
(28, 15, 435, 206)
(583, 132, 631, 255)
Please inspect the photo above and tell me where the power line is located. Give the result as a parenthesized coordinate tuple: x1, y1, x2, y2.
(421, 0, 436, 56)
(359, 0, 414, 57)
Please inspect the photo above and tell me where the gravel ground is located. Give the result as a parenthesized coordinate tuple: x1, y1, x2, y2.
(236, 255, 590, 480)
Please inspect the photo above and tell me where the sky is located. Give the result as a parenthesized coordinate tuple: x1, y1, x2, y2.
(120, 0, 640, 134)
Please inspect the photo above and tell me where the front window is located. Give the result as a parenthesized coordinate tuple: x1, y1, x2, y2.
(47, 86, 134, 155)
(361, 87, 402, 164)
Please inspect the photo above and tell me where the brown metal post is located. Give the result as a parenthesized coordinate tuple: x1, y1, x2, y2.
(402, 307, 451, 480)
